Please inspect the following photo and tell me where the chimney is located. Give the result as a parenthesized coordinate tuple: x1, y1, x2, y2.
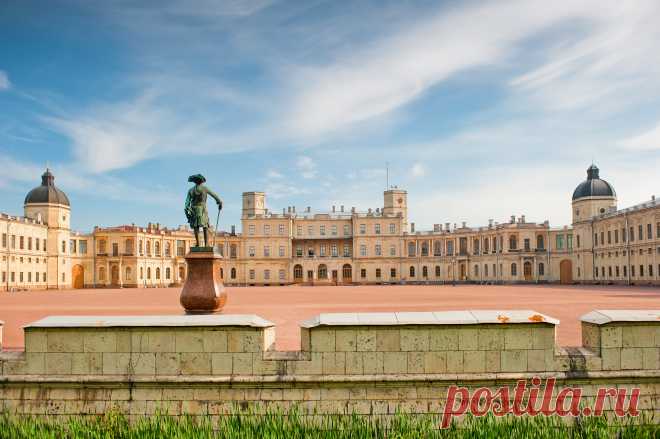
(332, 205, 336, 213)
(453, 223, 457, 231)
(510, 215, 515, 224)
(351, 207, 356, 213)
(231, 225, 236, 235)
(340, 205, 345, 212)
(410, 222, 415, 233)
(433, 224, 440, 232)
(282, 208, 286, 215)
(521, 215, 526, 223)
(293, 206, 296, 213)
(461, 221, 466, 229)
(368, 208, 372, 214)
(488, 219, 493, 228)
(445, 222, 450, 231)
(306, 206, 311, 213)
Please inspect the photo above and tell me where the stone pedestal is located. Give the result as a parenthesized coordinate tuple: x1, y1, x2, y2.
(180, 248, 227, 314)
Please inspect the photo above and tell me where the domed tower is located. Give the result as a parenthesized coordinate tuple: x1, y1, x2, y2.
(24, 169, 71, 289)
(571, 164, 616, 224)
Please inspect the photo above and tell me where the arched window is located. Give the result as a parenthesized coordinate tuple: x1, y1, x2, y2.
(538, 263, 545, 276)
(147, 267, 151, 279)
(146, 241, 151, 256)
(484, 239, 490, 253)
(409, 266, 415, 277)
(421, 242, 428, 256)
(435, 265, 441, 277)
(408, 242, 416, 257)
(99, 267, 106, 281)
(342, 264, 352, 279)
(155, 242, 161, 257)
(509, 236, 517, 250)
(125, 267, 132, 280)
(536, 235, 544, 250)
(511, 263, 517, 276)
(231, 267, 237, 279)
(294, 265, 303, 279)
(422, 266, 428, 278)
(140, 267, 143, 279)
(156, 268, 160, 280)
(166, 267, 171, 279)
(230, 244, 237, 258)
(318, 264, 328, 279)
(433, 241, 442, 256)
(165, 242, 171, 257)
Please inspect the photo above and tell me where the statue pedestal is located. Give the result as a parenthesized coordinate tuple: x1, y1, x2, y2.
(180, 248, 227, 314)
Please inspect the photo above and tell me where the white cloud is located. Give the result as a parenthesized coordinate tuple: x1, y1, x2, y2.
(286, 0, 631, 138)
(619, 122, 660, 151)
(296, 156, 317, 179)
(266, 169, 283, 179)
(411, 163, 426, 178)
(0, 70, 10, 90)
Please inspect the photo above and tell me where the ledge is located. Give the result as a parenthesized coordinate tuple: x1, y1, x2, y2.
(301, 310, 558, 328)
(580, 310, 660, 325)
(24, 315, 275, 329)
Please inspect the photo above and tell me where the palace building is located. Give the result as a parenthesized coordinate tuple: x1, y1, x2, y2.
(1, 165, 658, 291)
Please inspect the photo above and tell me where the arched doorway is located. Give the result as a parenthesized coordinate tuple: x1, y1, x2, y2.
(342, 264, 352, 283)
(72, 264, 84, 289)
(523, 261, 532, 281)
(294, 264, 303, 282)
(111, 265, 120, 286)
(318, 264, 328, 280)
(560, 260, 573, 284)
(459, 263, 466, 280)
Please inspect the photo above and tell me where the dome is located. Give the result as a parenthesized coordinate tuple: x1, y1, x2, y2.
(24, 169, 70, 206)
(572, 164, 616, 201)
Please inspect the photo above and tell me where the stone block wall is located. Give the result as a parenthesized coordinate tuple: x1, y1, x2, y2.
(0, 310, 658, 422)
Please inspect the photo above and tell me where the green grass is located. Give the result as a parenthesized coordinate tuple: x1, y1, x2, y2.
(0, 409, 657, 438)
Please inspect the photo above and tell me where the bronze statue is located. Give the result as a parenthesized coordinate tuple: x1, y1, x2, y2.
(185, 174, 222, 248)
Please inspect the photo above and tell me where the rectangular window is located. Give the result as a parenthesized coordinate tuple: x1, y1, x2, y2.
(61, 240, 66, 253)
(640, 265, 644, 277)
(630, 227, 635, 241)
(264, 269, 270, 280)
(390, 268, 396, 278)
(390, 245, 396, 256)
(360, 268, 366, 278)
(297, 225, 303, 236)
(279, 269, 285, 280)
(607, 231, 611, 244)
(248, 224, 255, 235)
(638, 225, 643, 241)
(594, 233, 598, 246)
(360, 244, 367, 256)
(307, 225, 313, 236)
(389, 223, 396, 234)
(264, 225, 271, 235)
(657, 223, 660, 239)
(614, 229, 619, 244)
(647, 224, 652, 240)
(343, 244, 351, 257)
(616, 266, 620, 277)
(320, 225, 326, 236)
(249, 246, 255, 257)
(375, 268, 381, 278)
(600, 232, 604, 246)
(631, 265, 635, 277)
(524, 239, 530, 251)
(649, 265, 653, 277)
(360, 224, 366, 234)
(279, 246, 285, 257)
(344, 224, 350, 236)
(19, 236, 24, 249)
(375, 224, 381, 235)
(11, 235, 15, 249)
(319, 245, 326, 257)
(556, 235, 564, 250)
(567, 235, 573, 249)
(446, 241, 454, 256)
(69, 239, 76, 254)
(279, 224, 285, 235)
(249, 269, 255, 280)
(1, 233, 6, 248)
(263, 246, 270, 257)
(296, 246, 303, 257)
(331, 225, 337, 235)
(28, 237, 32, 250)
(331, 244, 337, 257)
(375, 244, 382, 256)
(176, 240, 185, 256)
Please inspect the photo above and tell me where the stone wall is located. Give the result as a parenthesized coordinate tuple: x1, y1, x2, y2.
(0, 310, 658, 422)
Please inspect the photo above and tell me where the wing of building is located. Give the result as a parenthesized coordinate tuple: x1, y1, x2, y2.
(1, 165, 658, 291)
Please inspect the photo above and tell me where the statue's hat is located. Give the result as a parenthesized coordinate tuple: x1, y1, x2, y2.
(188, 174, 206, 184)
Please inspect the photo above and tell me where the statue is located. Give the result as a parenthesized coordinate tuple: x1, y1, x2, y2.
(185, 174, 223, 248)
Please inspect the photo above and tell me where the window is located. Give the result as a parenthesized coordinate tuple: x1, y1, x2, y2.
(331, 244, 338, 257)
(375, 224, 381, 235)
(657, 223, 660, 238)
(408, 242, 416, 257)
(536, 236, 544, 250)
(248, 224, 255, 235)
(230, 244, 237, 258)
(389, 223, 396, 234)
(264, 269, 270, 280)
(1, 233, 5, 248)
(19, 236, 24, 249)
(435, 266, 441, 277)
(140, 267, 143, 279)
(344, 244, 351, 257)
(630, 227, 635, 242)
(607, 231, 611, 244)
(360, 244, 367, 257)
(390, 268, 396, 278)
(331, 225, 337, 235)
(279, 246, 285, 257)
(523, 239, 530, 251)
(146, 241, 151, 256)
(249, 269, 255, 280)
(165, 242, 171, 257)
(434, 241, 442, 256)
(614, 230, 619, 244)
(249, 246, 255, 257)
(484, 264, 489, 277)
(509, 236, 517, 250)
(154, 242, 161, 257)
(600, 232, 604, 246)
(264, 246, 270, 257)
(608, 266, 612, 277)
(640, 265, 644, 277)
(423, 266, 428, 278)
(320, 225, 326, 236)
(319, 245, 326, 257)
(231, 268, 236, 279)
(360, 268, 366, 279)
(360, 224, 366, 234)
(125, 239, 133, 255)
(594, 233, 598, 246)
(279, 224, 285, 235)
(556, 235, 564, 250)
(538, 263, 545, 276)
(446, 241, 454, 256)
(638, 225, 643, 241)
(390, 245, 396, 256)
(567, 235, 573, 249)
(264, 224, 271, 235)
(296, 246, 303, 257)
(61, 240, 66, 253)
(616, 266, 620, 277)
(297, 225, 303, 236)
(376, 268, 381, 278)
(279, 269, 285, 281)
(511, 263, 517, 276)
(307, 225, 313, 236)
(166, 267, 171, 280)
(648, 224, 652, 240)
(344, 224, 350, 236)
(409, 266, 415, 277)
(421, 242, 429, 256)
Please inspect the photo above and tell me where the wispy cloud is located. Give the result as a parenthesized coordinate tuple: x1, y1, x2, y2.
(411, 163, 425, 178)
(296, 156, 317, 179)
(0, 70, 10, 90)
(619, 122, 660, 151)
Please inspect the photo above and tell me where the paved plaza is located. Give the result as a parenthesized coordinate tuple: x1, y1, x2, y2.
(1, 284, 659, 351)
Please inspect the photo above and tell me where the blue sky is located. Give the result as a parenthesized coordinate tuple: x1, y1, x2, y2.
(1, 0, 660, 233)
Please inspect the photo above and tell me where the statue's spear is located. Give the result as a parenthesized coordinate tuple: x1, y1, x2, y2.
(212, 207, 221, 249)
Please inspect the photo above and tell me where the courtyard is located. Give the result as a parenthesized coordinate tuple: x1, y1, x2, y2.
(1, 284, 659, 351)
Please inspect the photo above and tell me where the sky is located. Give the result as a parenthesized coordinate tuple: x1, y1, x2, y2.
(1, 0, 660, 233)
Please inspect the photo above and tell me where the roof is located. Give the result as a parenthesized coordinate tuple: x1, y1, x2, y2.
(572, 164, 616, 201)
(24, 169, 70, 207)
